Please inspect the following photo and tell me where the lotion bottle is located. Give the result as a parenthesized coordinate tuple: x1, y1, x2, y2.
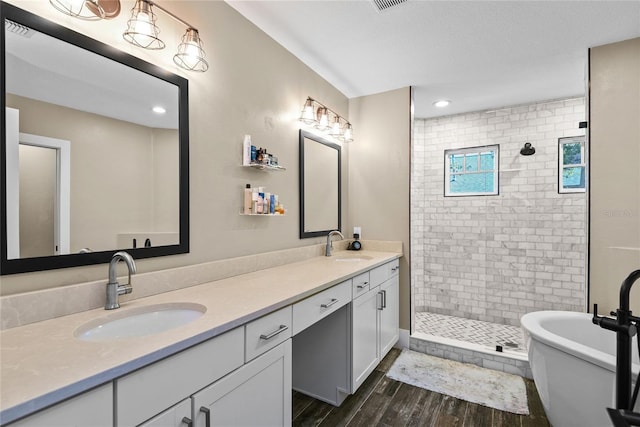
(243, 184, 252, 214)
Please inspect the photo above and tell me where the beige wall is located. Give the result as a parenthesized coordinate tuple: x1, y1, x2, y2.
(589, 37, 640, 314)
(348, 88, 412, 330)
(152, 128, 180, 233)
(2, 1, 348, 294)
(6, 94, 178, 253)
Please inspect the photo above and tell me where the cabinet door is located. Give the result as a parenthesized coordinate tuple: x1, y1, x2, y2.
(379, 275, 399, 358)
(116, 328, 244, 427)
(192, 340, 292, 427)
(351, 286, 380, 392)
(8, 384, 112, 427)
(139, 398, 191, 427)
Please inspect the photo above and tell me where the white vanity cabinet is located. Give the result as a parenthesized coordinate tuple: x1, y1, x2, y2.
(192, 340, 292, 427)
(122, 307, 292, 427)
(351, 259, 399, 393)
(6, 384, 112, 427)
(116, 328, 245, 426)
(138, 399, 191, 427)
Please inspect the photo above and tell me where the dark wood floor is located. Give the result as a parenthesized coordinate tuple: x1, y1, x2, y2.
(293, 348, 549, 427)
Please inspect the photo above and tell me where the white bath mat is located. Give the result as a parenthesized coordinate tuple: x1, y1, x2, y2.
(387, 349, 529, 415)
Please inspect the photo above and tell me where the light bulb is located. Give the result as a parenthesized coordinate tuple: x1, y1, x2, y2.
(329, 118, 342, 136)
(343, 124, 353, 142)
(133, 11, 152, 38)
(317, 108, 328, 130)
(300, 99, 315, 124)
(181, 41, 201, 69)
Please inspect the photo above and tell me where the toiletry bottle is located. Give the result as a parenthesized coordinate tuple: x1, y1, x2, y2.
(270, 194, 275, 214)
(251, 145, 257, 163)
(243, 135, 251, 166)
(264, 192, 271, 214)
(257, 187, 265, 214)
(243, 184, 252, 214)
(252, 188, 259, 214)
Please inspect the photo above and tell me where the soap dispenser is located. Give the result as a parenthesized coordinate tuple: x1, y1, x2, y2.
(349, 234, 362, 251)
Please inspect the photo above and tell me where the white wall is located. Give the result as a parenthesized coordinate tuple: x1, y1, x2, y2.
(412, 98, 587, 326)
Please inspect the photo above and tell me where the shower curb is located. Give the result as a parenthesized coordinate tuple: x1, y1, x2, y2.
(409, 334, 533, 379)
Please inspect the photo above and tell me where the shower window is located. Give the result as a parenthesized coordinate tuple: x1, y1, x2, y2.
(444, 145, 499, 196)
(558, 136, 586, 193)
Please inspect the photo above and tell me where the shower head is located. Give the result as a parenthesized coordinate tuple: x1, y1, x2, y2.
(520, 142, 535, 156)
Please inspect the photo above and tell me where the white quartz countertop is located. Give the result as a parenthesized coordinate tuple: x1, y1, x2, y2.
(0, 250, 400, 424)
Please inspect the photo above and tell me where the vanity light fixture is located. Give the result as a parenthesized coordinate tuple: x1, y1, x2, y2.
(123, 0, 164, 50)
(299, 97, 354, 142)
(123, 0, 209, 72)
(433, 99, 451, 108)
(152, 106, 166, 114)
(50, 0, 209, 72)
(49, 0, 119, 20)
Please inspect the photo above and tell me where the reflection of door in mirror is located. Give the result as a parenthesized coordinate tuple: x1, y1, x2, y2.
(19, 144, 56, 258)
(6, 107, 71, 259)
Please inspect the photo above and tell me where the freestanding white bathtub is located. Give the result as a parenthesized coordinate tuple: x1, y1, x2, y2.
(521, 311, 639, 427)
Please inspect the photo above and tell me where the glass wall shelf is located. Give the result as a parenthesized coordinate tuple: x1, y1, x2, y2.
(242, 163, 286, 171)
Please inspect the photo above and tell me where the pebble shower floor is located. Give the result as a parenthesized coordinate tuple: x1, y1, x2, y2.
(414, 312, 527, 356)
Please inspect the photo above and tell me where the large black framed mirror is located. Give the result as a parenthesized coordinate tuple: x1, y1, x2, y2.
(1, 2, 189, 275)
(299, 130, 341, 238)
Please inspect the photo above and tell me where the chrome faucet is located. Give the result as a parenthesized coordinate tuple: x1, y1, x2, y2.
(105, 251, 136, 310)
(325, 230, 344, 256)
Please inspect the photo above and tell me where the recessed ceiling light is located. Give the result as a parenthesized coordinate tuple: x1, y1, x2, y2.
(433, 100, 451, 108)
(152, 106, 166, 114)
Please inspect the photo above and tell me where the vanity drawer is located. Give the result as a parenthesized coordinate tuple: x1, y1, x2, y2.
(292, 279, 352, 335)
(352, 272, 371, 299)
(245, 306, 292, 362)
(116, 327, 244, 427)
(370, 259, 400, 287)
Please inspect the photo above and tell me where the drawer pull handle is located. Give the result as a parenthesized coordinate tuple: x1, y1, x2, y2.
(321, 298, 339, 309)
(357, 285, 366, 289)
(200, 407, 211, 427)
(260, 325, 289, 340)
(181, 417, 193, 427)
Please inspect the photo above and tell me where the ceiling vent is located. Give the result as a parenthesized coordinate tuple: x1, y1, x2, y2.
(5, 20, 34, 38)
(371, 0, 408, 12)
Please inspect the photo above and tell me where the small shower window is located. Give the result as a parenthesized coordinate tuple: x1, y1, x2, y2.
(444, 145, 499, 196)
(559, 136, 586, 193)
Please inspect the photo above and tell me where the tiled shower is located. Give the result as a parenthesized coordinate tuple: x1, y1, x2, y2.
(410, 97, 588, 363)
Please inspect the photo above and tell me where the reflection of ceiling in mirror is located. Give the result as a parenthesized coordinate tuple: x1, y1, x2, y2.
(5, 21, 179, 129)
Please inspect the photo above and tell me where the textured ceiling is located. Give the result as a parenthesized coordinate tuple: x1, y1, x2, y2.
(227, 0, 640, 118)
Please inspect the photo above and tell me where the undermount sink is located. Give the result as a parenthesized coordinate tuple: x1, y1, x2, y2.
(75, 303, 206, 342)
(333, 255, 373, 262)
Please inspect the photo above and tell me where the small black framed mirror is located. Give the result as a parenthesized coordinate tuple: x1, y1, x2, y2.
(299, 130, 341, 238)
